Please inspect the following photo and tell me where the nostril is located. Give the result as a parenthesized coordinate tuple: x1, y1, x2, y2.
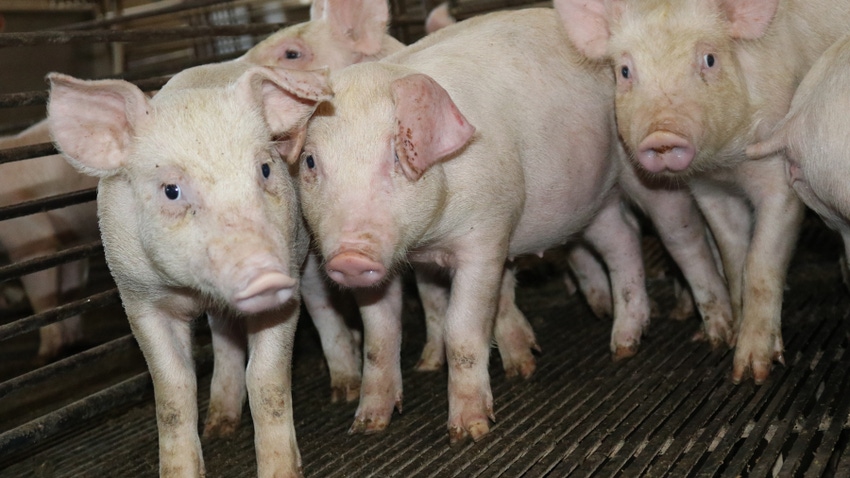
(326, 251, 386, 288)
(233, 270, 296, 314)
(636, 131, 695, 173)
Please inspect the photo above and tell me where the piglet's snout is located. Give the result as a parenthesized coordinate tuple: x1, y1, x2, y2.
(233, 266, 296, 314)
(636, 131, 695, 174)
(325, 250, 386, 288)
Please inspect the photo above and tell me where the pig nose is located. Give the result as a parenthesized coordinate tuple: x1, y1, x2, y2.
(326, 251, 386, 288)
(635, 131, 695, 174)
(233, 270, 297, 315)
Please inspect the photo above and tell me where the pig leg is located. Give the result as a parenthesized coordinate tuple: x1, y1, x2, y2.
(444, 243, 503, 444)
(493, 265, 540, 379)
(691, 189, 753, 337)
(301, 252, 361, 403)
(414, 265, 450, 372)
(349, 274, 404, 434)
(566, 245, 612, 319)
(630, 183, 735, 347)
(730, 164, 803, 384)
(125, 299, 203, 477)
(245, 301, 302, 478)
(2, 214, 67, 363)
(584, 198, 651, 360)
(203, 313, 246, 438)
(53, 258, 88, 350)
(669, 276, 696, 321)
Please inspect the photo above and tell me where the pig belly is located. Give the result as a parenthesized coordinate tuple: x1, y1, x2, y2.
(508, 150, 617, 257)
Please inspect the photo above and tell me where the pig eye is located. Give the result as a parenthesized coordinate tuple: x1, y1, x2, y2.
(261, 163, 271, 178)
(703, 54, 715, 68)
(304, 154, 315, 169)
(164, 184, 181, 200)
(620, 66, 630, 79)
(285, 49, 301, 60)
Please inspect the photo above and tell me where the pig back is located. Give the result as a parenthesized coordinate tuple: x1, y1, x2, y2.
(387, 8, 620, 255)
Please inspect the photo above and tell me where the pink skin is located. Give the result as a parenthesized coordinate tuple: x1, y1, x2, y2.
(636, 131, 696, 174)
(298, 9, 650, 443)
(325, 250, 387, 288)
(551, 0, 850, 383)
(47, 64, 331, 476)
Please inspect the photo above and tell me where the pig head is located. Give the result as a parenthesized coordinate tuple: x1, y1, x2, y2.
(47, 65, 331, 314)
(555, 0, 776, 176)
(296, 66, 474, 289)
(242, 0, 404, 71)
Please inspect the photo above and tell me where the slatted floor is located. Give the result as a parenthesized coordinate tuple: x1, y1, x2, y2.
(1, 214, 849, 477)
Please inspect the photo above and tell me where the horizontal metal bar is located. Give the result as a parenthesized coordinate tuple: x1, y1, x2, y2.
(0, 76, 171, 109)
(0, 343, 213, 457)
(0, 289, 120, 342)
(0, 370, 152, 457)
(0, 24, 286, 48)
(0, 143, 56, 165)
(0, 240, 103, 283)
(0, 334, 136, 400)
(0, 189, 97, 222)
(59, 0, 240, 31)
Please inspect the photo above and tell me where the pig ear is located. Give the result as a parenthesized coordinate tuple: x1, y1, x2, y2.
(554, 0, 617, 59)
(236, 65, 333, 136)
(391, 73, 475, 181)
(719, 0, 778, 40)
(425, 3, 456, 34)
(309, 0, 327, 20)
(320, 0, 389, 56)
(46, 72, 150, 177)
(276, 127, 308, 165)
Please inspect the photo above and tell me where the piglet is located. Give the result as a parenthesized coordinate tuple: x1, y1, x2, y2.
(0, 121, 96, 363)
(47, 62, 331, 477)
(296, 8, 650, 443)
(748, 33, 850, 285)
(555, 0, 850, 383)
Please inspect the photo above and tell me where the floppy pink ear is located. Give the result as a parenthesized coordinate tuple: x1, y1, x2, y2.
(322, 0, 389, 56)
(235, 65, 333, 136)
(390, 73, 475, 181)
(720, 0, 778, 40)
(46, 72, 151, 177)
(553, 0, 618, 59)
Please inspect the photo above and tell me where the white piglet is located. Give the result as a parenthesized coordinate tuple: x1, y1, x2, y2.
(555, 0, 850, 383)
(47, 63, 330, 477)
(296, 8, 651, 443)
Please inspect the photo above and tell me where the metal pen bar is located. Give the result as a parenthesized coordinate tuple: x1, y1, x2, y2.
(0, 289, 120, 341)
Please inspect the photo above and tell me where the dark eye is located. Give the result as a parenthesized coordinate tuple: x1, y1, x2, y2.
(164, 184, 181, 200)
(620, 66, 630, 79)
(704, 54, 715, 68)
(285, 49, 301, 60)
(305, 154, 315, 169)
(261, 163, 271, 178)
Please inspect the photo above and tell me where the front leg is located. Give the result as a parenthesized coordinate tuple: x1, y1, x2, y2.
(246, 300, 302, 478)
(204, 313, 246, 438)
(445, 251, 502, 444)
(301, 252, 361, 403)
(732, 161, 804, 383)
(350, 274, 404, 434)
(125, 297, 202, 477)
(583, 197, 651, 360)
(692, 185, 754, 336)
